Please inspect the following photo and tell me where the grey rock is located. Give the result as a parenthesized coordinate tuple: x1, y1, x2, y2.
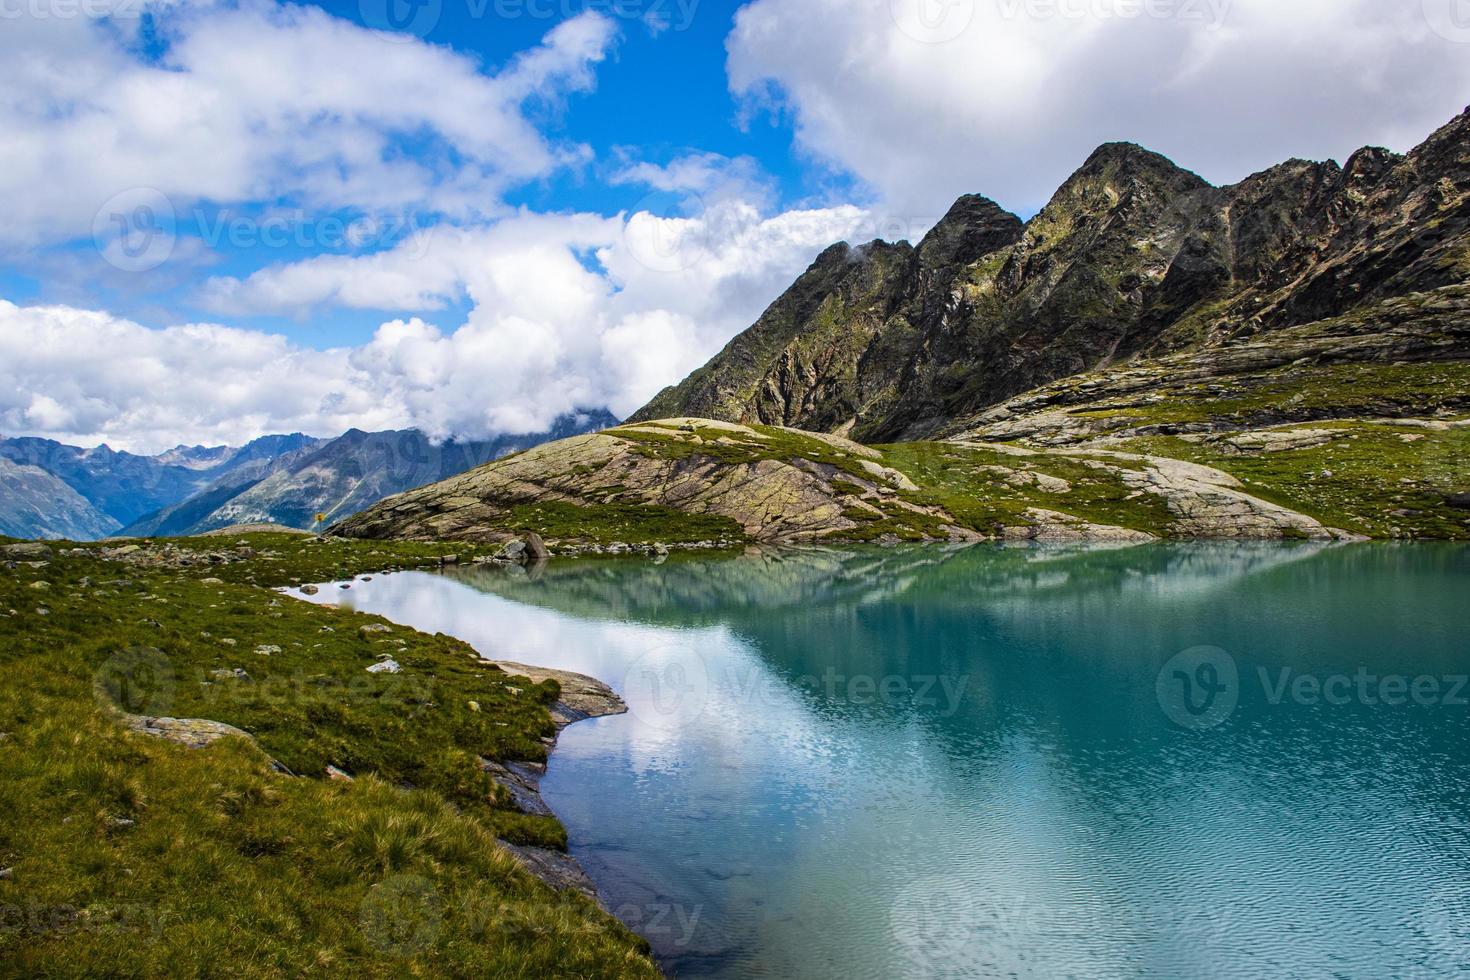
(523, 532, 550, 562)
(1, 543, 52, 560)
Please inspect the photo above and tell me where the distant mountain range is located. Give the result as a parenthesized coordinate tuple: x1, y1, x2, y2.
(0, 411, 617, 540)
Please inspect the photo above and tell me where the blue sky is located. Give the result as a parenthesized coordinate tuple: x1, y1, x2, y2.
(3, 0, 1468, 451)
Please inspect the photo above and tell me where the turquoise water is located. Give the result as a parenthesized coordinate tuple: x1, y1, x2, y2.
(300, 543, 1470, 978)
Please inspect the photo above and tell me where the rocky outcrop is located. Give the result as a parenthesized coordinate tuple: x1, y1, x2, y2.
(631, 108, 1470, 442)
(332, 422, 932, 544)
(123, 713, 255, 749)
(331, 416, 1387, 544)
(949, 284, 1470, 445)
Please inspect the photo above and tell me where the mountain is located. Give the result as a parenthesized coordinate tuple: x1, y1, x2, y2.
(632, 108, 1470, 441)
(337, 111, 1470, 546)
(0, 432, 321, 533)
(0, 457, 120, 541)
(119, 411, 620, 537)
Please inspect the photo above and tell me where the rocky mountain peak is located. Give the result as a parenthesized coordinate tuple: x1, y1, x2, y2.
(630, 108, 1470, 443)
(1069, 140, 1211, 192)
(916, 194, 1024, 272)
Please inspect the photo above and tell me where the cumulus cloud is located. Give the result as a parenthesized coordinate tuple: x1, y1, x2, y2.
(726, 0, 1470, 216)
(0, 2, 616, 249)
(0, 301, 406, 452)
(1, 200, 872, 452)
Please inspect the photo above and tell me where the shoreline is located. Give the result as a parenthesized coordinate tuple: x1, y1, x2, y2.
(480, 660, 628, 905)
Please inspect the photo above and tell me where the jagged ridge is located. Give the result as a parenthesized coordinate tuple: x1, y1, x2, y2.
(632, 108, 1470, 441)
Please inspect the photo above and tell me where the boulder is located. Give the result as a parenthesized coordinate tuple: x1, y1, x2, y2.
(1, 543, 52, 560)
(524, 532, 550, 562)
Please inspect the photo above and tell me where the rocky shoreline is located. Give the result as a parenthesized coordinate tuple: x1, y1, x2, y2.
(480, 660, 628, 903)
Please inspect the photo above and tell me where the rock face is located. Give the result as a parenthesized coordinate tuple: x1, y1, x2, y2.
(334, 423, 897, 544)
(631, 108, 1470, 442)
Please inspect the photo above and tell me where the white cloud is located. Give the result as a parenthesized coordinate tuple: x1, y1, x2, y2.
(726, 0, 1470, 216)
(0, 199, 872, 452)
(0, 301, 406, 452)
(0, 2, 616, 249)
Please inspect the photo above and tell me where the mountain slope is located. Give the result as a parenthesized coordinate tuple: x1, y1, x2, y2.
(0, 457, 120, 540)
(632, 108, 1470, 441)
(0, 433, 321, 532)
(122, 412, 620, 536)
(330, 405, 1458, 543)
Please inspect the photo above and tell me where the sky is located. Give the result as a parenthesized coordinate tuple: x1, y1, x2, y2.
(2, 0, 1469, 453)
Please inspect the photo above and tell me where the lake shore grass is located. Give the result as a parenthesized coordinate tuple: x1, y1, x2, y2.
(0, 533, 660, 978)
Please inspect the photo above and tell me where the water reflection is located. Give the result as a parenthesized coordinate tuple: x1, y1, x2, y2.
(294, 543, 1470, 978)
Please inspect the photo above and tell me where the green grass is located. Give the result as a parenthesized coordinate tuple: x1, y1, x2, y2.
(878, 442, 1177, 537)
(1121, 422, 1470, 539)
(1064, 361, 1470, 432)
(0, 536, 658, 977)
(500, 500, 742, 547)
